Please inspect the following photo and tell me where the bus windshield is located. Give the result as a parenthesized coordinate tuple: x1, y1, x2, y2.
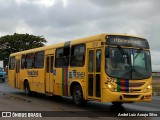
(105, 47, 152, 80)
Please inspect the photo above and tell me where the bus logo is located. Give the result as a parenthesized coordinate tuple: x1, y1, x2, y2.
(129, 88, 133, 93)
(27, 70, 38, 77)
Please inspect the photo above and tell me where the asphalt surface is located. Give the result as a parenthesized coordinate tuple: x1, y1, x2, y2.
(0, 81, 159, 120)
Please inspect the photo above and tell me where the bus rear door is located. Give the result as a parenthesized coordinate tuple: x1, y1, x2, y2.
(45, 55, 54, 94)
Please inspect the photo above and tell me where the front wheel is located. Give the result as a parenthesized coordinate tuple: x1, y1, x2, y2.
(72, 85, 87, 106)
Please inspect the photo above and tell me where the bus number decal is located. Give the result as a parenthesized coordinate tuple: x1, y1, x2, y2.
(69, 70, 85, 79)
(106, 77, 116, 83)
(92, 42, 98, 47)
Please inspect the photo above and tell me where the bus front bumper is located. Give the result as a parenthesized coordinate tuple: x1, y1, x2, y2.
(102, 88, 152, 103)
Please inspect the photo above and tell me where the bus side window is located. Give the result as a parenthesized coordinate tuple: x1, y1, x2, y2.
(34, 51, 44, 68)
(70, 44, 85, 67)
(25, 53, 34, 69)
(55, 47, 70, 67)
(21, 54, 26, 69)
(63, 47, 70, 67)
(9, 57, 15, 70)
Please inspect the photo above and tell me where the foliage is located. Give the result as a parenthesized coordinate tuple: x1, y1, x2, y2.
(0, 33, 47, 67)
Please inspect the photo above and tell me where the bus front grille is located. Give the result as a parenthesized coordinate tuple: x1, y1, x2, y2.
(129, 82, 145, 87)
(123, 95, 139, 98)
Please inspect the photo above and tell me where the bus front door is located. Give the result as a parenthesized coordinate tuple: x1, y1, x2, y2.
(88, 49, 101, 100)
(45, 55, 54, 94)
(15, 60, 20, 88)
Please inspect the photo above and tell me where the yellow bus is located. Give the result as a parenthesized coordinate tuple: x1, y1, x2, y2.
(8, 34, 152, 106)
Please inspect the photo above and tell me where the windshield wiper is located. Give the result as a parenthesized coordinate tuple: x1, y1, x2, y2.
(117, 46, 130, 62)
(133, 48, 143, 60)
(117, 46, 127, 56)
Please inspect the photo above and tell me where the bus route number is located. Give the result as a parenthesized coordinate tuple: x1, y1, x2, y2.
(92, 42, 98, 47)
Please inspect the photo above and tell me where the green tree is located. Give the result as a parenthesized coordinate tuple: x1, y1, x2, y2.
(0, 33, 47, 67)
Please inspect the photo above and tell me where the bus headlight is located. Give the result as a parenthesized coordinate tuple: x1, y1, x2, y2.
(108, 84, 116, 92)
(146, 84, 151, 92)
(108, 84, 112, 89)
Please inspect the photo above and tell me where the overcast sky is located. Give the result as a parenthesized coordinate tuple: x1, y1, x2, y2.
(0, 0, 159, 71)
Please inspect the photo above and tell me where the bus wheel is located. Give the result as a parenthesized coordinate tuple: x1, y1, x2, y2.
(72, 85, 87, 106)
(24, 81, 31, 95)
(112, 102, 123, 106)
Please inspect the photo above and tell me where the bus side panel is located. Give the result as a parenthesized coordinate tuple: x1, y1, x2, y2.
(32, 69, 45, 93)
(8, 70, 15, 88)
(19, 69, 28, 90)
(53, 68, 63, 96)
(68, 67, 87, 97)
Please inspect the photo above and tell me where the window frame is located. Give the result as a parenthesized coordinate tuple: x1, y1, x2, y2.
(25, 53, 34, 69)
(70, 44, 86, 67)
(34, 51, 45, 69)
(21, 54, 26, 69)
(55, 47, 70, 68)
(9, 56, 15, 70)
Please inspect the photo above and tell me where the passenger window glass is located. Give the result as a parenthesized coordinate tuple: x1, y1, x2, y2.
(26, 53, 34, 69)
(21, 55, 25, 69)
(70, 44, 85, 67)
(34, 51, 44, 68)
(9, 57, 15, 70)
(55, 47, 70, 67)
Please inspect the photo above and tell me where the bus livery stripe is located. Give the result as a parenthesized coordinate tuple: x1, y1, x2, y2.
(125, 79, 129, 92)
(64, 41, 70, 47)
(62, 67, 68, 96)
(117, 78, 121, 92)
(117, 79, 129, 92)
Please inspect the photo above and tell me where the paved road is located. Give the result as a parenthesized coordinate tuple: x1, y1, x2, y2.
(0, 81, 159, 120)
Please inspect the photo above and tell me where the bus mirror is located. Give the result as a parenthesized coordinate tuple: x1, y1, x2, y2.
(105, 46, 109, 58)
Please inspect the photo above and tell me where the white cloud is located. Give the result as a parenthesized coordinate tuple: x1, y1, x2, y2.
(15, 20, 33, 34)
(0, 0, 159, 52)
(15, 0, 68, 7)
(0, 0, 159, 72)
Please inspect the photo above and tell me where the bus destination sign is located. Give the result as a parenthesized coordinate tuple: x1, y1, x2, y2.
(106, 35, 149, 49)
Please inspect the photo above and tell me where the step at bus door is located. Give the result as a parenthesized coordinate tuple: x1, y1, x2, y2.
(45, 55, 54, 94)
(88, 48, 101, 99)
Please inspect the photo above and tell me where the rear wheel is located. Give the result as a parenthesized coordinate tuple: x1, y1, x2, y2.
(72, 85, 87, 106)
(24, 81, 31, 95)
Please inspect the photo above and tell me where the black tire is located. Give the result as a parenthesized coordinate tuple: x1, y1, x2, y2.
(72, 85, 87, 106)
(112, 102, 123, 106)
(24, 81, 31, 96)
